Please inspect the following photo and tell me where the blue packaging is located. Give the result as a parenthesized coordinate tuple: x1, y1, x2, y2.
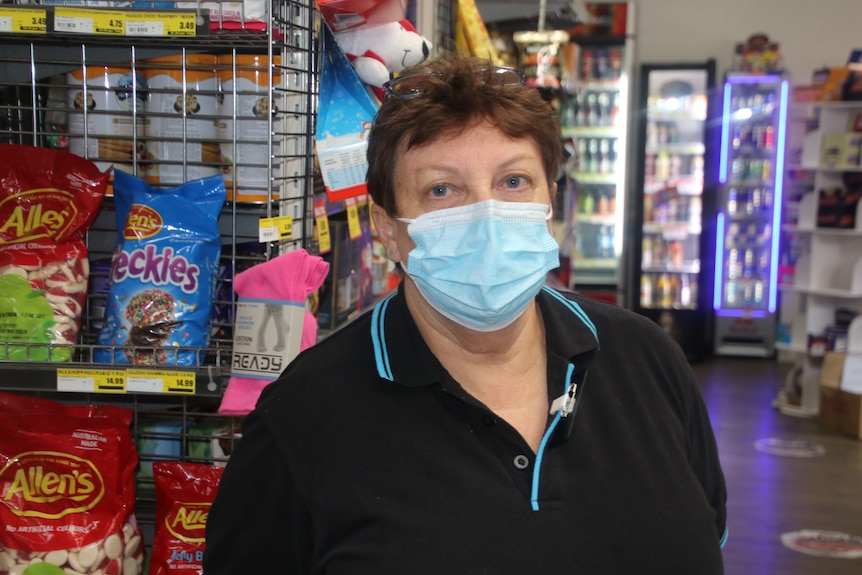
(95, 171, 225, 366)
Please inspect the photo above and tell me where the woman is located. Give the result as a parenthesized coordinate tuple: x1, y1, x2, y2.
(204, 55, 727, 574)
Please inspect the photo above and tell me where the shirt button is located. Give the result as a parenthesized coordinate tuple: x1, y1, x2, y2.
(513, 454, 530, 469)
(484, 415, 496, 426)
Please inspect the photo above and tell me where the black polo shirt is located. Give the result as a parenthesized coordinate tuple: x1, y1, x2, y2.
(204, 286, 727, 574)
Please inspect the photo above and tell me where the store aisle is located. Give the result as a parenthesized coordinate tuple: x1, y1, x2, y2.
(692, 357, 862, 574)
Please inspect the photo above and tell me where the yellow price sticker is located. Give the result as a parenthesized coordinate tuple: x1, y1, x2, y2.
(259, 215, 294, 242)
(53, 7, 118, 34)
(0, 8, 47, 34)
(92, 11, 124, 34)
(125, 369, 196, 395)
(57, 368, 126, 394)
(124, 11, 196, 36)
(346, 200, 361, 240)
(160, 370, 197, 394)
(316, 213, 331, 254)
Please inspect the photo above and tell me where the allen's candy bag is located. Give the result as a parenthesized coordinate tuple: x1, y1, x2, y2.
(149, 461, 224, 575)
(0, 391, 144, 575)
(0, 144, 109, 361)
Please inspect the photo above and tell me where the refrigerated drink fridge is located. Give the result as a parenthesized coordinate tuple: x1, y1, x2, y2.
(629, 61, 718, 360)
(713, 73, 789, 356)
(555, 1, 635, 304)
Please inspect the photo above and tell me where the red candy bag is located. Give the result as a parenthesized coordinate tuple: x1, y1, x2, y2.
(0, 144, 109, 361)
(149, 461, 224, 575)
(0, 392, 144, 575)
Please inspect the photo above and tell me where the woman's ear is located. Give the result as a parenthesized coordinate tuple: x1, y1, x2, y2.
(371, 203, 402, 262)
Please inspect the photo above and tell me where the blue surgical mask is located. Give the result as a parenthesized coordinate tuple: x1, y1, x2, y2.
(398, 199, 559, 332)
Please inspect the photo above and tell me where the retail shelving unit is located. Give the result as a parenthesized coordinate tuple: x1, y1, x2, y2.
(0, 0, 318, 540)
(776, 100, 862, 417)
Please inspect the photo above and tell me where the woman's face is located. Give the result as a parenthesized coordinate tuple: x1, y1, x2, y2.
(373, 122, 554, 265)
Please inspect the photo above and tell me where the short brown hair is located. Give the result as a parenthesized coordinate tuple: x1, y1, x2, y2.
(366, 55, 562, 215)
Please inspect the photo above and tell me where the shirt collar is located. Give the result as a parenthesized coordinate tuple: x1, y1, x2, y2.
(371, 286, 600, 386)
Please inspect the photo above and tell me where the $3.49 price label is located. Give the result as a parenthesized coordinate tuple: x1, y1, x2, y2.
(0, 7, 47, 34)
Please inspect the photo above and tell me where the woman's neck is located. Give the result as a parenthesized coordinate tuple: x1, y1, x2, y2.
(405, 280, 549, 450)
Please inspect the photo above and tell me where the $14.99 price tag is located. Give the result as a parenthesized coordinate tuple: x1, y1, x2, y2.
(57, 369, 126, 394)
(126, 369, 196, 395)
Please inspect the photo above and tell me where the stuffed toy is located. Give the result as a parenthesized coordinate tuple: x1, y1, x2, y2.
(333, 19, 432, 102)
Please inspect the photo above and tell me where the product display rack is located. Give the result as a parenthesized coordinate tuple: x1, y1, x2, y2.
(775, 99, 862, 417)
(0, 0, 318, 547)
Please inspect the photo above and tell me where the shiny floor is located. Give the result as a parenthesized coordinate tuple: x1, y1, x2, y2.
(693, 357, 862, 574)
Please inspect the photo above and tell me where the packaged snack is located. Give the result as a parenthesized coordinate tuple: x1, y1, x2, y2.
(0, 392, 144, 575)
(149, 462, 224, 575)
(95, 171, 225, 366)
(0, 144, 109, 361)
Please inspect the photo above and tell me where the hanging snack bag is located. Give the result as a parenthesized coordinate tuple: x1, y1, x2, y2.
(95, 171, 225, 366)
(0, 144, 109, 361)
(149, 462, 224, 575)
(0, 391, 145, 575)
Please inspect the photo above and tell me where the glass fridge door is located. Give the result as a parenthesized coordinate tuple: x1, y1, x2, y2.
(639, 68, 710, 311)
(631, 63, 716, 360)
(559, 41, 631, 303)
(713, 74, 789, 356)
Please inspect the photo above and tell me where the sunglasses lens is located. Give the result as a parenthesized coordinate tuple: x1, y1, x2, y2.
(384, 67, 526, 100)
(385, 74, 432, 99)
(495, 67, 526, 86)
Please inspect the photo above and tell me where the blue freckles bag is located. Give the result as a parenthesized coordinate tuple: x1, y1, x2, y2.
(95, 171, 226, 366)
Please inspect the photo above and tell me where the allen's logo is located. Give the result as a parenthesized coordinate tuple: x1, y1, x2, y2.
(124, 204, 163, 240)
(0, 188, 78, 245)
(0, 451, 105, 519)
(165, 502, 211, 543)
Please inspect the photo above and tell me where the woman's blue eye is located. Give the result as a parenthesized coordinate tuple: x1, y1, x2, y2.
(505, 176, 527, 188)
(429, 184, 450, 197)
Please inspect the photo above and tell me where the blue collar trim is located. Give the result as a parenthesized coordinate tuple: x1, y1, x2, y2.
(371, 293, 397, 381)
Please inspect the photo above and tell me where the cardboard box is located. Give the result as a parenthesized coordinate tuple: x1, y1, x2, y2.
(817, 187, 861, 229)
(819, 352, 862, 439)
(820, 132, 862, 169)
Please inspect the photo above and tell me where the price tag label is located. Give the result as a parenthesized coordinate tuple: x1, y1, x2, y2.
(345, 197, 361, 240)
(53, 8, 95, 34)
(126, 369, 196, 394)
(125, 11, 196, 36)
(161, 370, 197, 394)
(52, 9, 196, 36)
(0, 8, 47, 34)
(91, 10, 124, 34)
(125, 369, 163, 393)
(314, 199, 331, 254)
(57, 369, 126, 394)
(259, 215, 293, 242)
